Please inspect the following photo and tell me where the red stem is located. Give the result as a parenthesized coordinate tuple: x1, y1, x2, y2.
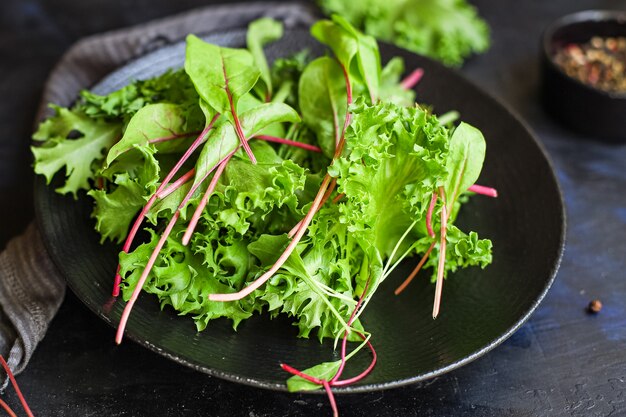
(157, 168, 196, 200)
(115, 159, 221, 344)
(468, 184, 498, 198)
(0, 398, 17, 417)
(209, 61, 352, 302)
(432, 187, 448, 319)
(394, 240, 436, 295)
(279, 363, 324, 385)
(182, 155, 231, 246)
(288, 179, 336, 238)
(330, 276, 372, 383)
(210, 174, 334, 302)
(331, 337, 377, 386)
(332, 193, 345, 204)
(426, 191, 437, 238)
(254, 135, 322, 153)
(111, 114, 219, 297)
(322, 381, 339, 417)
(0, 355, 34, 417)
(222, 56, 256, 164)
(148, 131, 201, 144)
(401, 68, 424, 90)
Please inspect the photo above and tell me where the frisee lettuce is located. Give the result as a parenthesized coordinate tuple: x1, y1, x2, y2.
(318, 0, 491, 66)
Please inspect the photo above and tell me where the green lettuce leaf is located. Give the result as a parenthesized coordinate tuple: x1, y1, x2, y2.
(32, 106, 122, 197)
(317, 0, 490, 66)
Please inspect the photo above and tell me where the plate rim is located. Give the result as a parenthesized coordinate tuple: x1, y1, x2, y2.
(34, 27, 567, 394)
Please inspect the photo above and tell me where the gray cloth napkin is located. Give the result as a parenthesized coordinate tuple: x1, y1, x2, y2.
(1, 2, 317, 391)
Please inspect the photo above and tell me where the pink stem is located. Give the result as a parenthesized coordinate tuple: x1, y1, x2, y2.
(209, 61, 352, 302)
(148, 131, 201, 144)
(223, 56, 256, 164)
(280, 363, 324, 385)
(393, 241, 436, 295)
(209, 174, 333, 302)
(322, 380, 339, 417)
(332, 193, 345, 204)
(254, 135, 322, 153)
(111, 114, 219, 297)
(288, 179, 336, 238)
(115, 165, 218, 343)
(181, 155, 232, 246)
(331, 276, 372, 383)
(401, 68, 424, 90)
(157, 168, 195, 199)
(0, 398, 17, 417)
(0, 355, 34, 417)
(468, 184, 498, 198)
(432, 187, 448, 319)
(331, 337, 377, 386)
(426, 191, 437, 238)
(115, 210, 181, 344)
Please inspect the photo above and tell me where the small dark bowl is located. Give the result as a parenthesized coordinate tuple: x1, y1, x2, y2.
(541, 10, 626, 142)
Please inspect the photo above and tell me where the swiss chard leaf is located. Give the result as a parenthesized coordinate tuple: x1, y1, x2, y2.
(311, 15, 381, 102)
(286, 360, 341, 392)
(105, 103, 191, 166)
(443, 122, 486, 211)
(192, 102, 300, 189)
(298, 57, 347, 158)
(185, 34, 260, 116)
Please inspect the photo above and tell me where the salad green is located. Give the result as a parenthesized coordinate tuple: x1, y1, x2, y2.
(32, 15, 495, 415)
(318, 0, 491, 66)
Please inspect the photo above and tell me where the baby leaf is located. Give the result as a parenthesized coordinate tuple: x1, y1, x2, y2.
(185, 34, 260, 115)
(298, 57, 347, 157)
(247, 18, 284, 99)
(106, 103, 188, 166)
(444, 122, 486, 211)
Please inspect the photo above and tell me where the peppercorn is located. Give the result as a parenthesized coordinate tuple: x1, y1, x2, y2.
(587, 299, 602, 314)
(553, 36, 626, 93)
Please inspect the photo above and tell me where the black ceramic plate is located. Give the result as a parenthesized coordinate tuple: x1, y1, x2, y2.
(34, 29, 565, 393)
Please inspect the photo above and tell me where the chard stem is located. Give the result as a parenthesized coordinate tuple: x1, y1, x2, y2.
(254, 135, 322, 152)
(111, 114, 219, 297)
(157, 168, 195, 199)
(279, 363, 324, 385)
(148, 130, 201, 144)
(394, 241, 436, 295)
(222, 56, 256, 164)
(0, 398, 17, 417)
(468, 184, 498, 197)
(182, 155, 231, 246)
(322, 381, 339, 417)
(432, 187, 448, 319)
(116, 164, 217, 343)
(0, 355, 34, 417)
(401, 68, 424, 90)
(210, 174, 334, 302)
(331, 276, 372, 383)
(288, 179, 336, 238)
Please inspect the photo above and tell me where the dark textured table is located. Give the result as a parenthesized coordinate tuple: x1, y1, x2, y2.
(1, 1, 626, 416)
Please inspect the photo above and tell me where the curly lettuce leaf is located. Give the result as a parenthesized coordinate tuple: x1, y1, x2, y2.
(32, 105, 122, 197)
(318, 0, 490, 66)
